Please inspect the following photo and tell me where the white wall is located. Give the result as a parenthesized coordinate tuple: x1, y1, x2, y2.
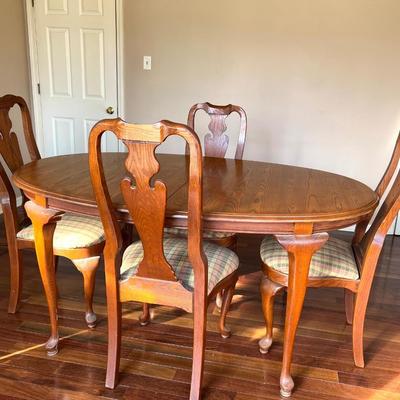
(1, 0, 400, 192)
(123, 0, 400, 190)
(0, 0, 32, 206)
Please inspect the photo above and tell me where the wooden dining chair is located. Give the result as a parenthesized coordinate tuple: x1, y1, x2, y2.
(164, 102, 247, 249)
(89, 118, 239, 398)
(0, 94, 104, 330)
(258, 132, 400, 384)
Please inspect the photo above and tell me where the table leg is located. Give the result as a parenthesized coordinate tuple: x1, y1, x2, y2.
(275, 232, 328, 397)
(25, 200, 63, 356)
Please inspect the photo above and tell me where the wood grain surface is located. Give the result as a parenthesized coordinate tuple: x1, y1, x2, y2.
(13, 154, 378, 233)
(0, 230, 399, 399)
(11, 151, 379, 397)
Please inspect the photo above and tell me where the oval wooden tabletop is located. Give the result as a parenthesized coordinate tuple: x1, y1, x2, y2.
(13, 153, 378, 234)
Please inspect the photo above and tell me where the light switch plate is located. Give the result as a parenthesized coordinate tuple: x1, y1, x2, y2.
(143, 56, 151, 70)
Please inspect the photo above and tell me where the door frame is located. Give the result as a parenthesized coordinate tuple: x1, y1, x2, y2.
(24, 0, 124, 155)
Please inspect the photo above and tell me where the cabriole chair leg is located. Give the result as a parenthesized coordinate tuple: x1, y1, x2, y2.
(72, 256, 100, 329)
(215, 290, 224, 310)
(259, 275, 284, 354)
(215, 235, 238, 311)
(139, 303, 151, 326)
(219, 277, 238, 339)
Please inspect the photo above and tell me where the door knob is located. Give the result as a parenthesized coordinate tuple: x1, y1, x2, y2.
(106, 106, 114, 115)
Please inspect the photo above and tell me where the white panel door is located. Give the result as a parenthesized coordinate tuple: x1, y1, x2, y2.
(34, 0, 120, 156)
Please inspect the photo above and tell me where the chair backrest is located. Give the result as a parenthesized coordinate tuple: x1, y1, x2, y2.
(89, 118, 207, 287)
(353, 132, 400, 284)
(375, 133, 400, 199)
(187, 102, 247, 160)
(353, 132, 400, 245)
(0, 95, 40, 229)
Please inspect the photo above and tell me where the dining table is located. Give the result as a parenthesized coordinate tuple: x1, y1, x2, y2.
(13, 153, 378, 396)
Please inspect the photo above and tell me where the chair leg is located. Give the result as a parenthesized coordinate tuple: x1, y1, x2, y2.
(53, 256, 60, 300)
(8, 246, 22, 314)
(259, 275, 284, 354)
(105, 258, 122, 389)
(190, 290, 207, 400)
(121, 223, 134, 248)
(139, 303, 151, 326)
(219, 276, 238, 339)
(352, 291, 369, 368)
(215, 290, 224, 310)
(54, 255, 60, 273)
(72, 256, 100, 329)
(345, 289, 354, 325)
(24, 201, 62, 357)
(106, 300, 121, 389)
(215, 236, 237, 311)
(122, 225, 150, 326)
(228, 235, 238, 252)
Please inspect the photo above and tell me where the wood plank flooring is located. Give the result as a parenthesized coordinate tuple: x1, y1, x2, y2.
(0, 231, 399, 399)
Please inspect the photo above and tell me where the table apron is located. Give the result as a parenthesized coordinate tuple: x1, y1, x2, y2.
(22, 191, 370, 235)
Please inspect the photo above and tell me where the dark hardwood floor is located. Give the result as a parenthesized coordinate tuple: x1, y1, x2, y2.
(0, 228, 399, 399)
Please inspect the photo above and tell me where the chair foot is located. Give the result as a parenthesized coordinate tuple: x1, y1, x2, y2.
(45, 335, 59, 357)
(8, 298, 19, 314)
(280, 388, 292, 398)
(258, 335, 273, 354)
(280, 374, 294, 398)
(85, 311, 97, 329)
(139, 303, 151, 326)
(222, 331, 231, 339)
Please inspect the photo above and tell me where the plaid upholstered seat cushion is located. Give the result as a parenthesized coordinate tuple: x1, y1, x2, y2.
(17, 213, 105, 250)
(120, 238, 239, 293)
(164, 227, 235, 240)
(260, 236, 359, 280)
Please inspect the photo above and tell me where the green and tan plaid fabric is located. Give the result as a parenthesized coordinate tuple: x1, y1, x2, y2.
(260, 236, 359, 280)
(164, 227, 235, 240)
(17, 213, 105, 250)
(120, 238, 239, 293)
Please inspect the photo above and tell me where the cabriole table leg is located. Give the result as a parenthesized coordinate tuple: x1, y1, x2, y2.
(275, 231, 328, 397)
(25, 200, 63, 356)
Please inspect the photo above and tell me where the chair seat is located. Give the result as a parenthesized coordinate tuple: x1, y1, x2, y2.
(260, 236, 359, 280)
(17, 213, 105, 250)
(164, 227, 235, 240)
(120, 238, 239, 293)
